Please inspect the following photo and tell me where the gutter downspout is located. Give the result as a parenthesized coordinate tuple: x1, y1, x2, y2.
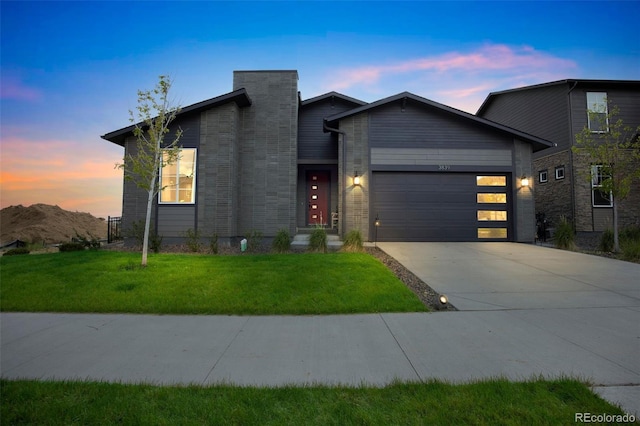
(323, 121, 346, 237)
(567, 81, 579, 229)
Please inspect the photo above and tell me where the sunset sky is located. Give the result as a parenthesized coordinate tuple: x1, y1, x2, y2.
(1, 1, 638, 218)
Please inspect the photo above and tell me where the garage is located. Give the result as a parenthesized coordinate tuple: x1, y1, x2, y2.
(372, 172, 511, 242)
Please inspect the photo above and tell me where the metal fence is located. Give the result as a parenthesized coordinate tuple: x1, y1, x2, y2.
(107, 216, 122, 243)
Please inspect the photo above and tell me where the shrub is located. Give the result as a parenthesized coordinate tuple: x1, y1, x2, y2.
(342, 230, 364, 252)
(125, 220, 146, 248)
(209, 233, 219, 254)
(308, 227, 327, 253)
(554, 216, 575, 250)
(184, 228, 201, 252)
(599, 229, 614, 252)
(59, 242, 86, 252)
(73, 232, 101, 250)
(620, 225, 640, 242)
(621, 239, 640, 262)
(3, 248, 30, 256)
(272, 229, 291, 253)
(246, 229, 263, 253)
(149, 233, 163, 253)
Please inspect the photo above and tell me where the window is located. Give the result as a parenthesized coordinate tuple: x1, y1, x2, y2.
(478, 228, 508, 239)
(591, 165, 613, 207)
(539, 170, 548, 183)
(477, 193, 507, 204)
(476, 176, 506, 186)
(477, 211, 507, 221)
(586, 92, 608, 132)
(159, 148, 196, 204)
(555, 166, 565, 180)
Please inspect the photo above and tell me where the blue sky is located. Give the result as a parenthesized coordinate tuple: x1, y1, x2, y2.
(1, 1, 639, 218)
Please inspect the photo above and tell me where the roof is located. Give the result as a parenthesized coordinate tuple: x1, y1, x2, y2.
(301, 91, 367, 107)
(102, 88, 252, 146)
(325, 91, 555, 152)
(477, 79, 640, 115)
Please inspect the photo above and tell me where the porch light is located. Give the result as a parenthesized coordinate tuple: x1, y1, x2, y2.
(353, 171, 361, 186)
(520, 175, 530, 187)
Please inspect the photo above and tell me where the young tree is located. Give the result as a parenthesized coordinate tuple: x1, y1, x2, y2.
(116, 76, 183, 266)
(573, 101, 640, 252)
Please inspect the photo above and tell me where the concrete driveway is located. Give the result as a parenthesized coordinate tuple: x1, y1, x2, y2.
(378, 242, 640, 416)
(377, 242, 639, 311)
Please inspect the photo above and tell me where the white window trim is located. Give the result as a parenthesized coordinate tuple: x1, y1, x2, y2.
(539, 170, 548, 183)
(586, 92, 609, 133)
(591, 164, 613, 208)
(159, 148, 197, 204)
(555, 166, 565, 180)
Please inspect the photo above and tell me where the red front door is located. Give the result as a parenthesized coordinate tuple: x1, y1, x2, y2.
(307, 171, 329, 226)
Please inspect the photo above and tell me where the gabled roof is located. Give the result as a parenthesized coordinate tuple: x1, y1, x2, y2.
(102, 88, 252, 146)
(301, 91, 367, 107)
(324, 91, 555, 152)
(477, 79, 640, 115)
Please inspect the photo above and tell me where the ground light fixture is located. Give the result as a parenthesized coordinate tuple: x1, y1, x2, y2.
(353, 171, 361, 186)
(439, 294, 448, 305)
(520, 175, 530, 187)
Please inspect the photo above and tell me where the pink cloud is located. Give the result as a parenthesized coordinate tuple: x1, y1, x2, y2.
(326, 43, 577, 93)
(1, 75, 42, 101)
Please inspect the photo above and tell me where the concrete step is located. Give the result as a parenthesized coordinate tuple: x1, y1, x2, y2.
(291, 233, 342, 249)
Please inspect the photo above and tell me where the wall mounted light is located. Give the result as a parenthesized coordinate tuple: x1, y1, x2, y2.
(353, 171, 361, 186)
(520, 175, 530, 187)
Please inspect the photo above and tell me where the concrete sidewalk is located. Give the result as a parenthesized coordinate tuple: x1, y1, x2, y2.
(1, 243, 639, 416)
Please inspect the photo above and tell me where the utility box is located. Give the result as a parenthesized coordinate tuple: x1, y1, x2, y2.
(240, 238, 247, 252)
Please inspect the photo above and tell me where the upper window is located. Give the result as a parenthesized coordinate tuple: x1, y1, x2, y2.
(591, 164, 612, 207)
(555, 166, 565, 180)
(539, 170, 548, 183)
(159, 148, 196, 204)
(586, 92, 608, 133)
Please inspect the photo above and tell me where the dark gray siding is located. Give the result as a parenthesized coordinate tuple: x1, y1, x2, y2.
(298, 98, 356, 161)
(478, 83, 570, 157)
(121, 135, 155, 244)
(157, 205, 195, 237)
(569, 87, 640, 143)
(369, 100, 515, 152)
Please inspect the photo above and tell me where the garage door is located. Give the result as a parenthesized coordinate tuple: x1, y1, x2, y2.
(372, 172, 511, 242)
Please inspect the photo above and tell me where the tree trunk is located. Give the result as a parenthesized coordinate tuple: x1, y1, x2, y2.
(141, 175, 157, 267)
(613, 200, 620, 253)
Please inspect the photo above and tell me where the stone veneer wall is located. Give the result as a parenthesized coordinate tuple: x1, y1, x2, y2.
(533, 149, 574, 229)
(197, 103, 240, 239)
(339, 113, 370, 241)
(233, 71, 298, 237)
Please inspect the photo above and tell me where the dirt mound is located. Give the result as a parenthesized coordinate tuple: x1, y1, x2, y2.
(1, 204, 107, 245)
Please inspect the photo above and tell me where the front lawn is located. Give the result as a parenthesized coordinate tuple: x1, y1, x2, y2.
(0, 251, 426, 315)
(1, 378, 629, 425)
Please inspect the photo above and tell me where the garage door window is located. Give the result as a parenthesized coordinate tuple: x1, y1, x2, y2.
(476, 176, 506, 186)
(478, 228, 508, 238)
(476, 175, 508, 239)
(477, 193, 507, 203)
(477, 210, 507, 221)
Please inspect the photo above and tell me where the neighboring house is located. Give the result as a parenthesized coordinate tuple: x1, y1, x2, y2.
(102, 70, 552, 245)
(477, 80, 640, 233)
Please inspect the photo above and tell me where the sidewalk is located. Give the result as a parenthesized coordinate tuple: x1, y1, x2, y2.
(2, 310, 638, 416)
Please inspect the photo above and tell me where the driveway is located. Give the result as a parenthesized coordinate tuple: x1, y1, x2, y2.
(378, 242, 640, 415)
(377, 242, 639, 311)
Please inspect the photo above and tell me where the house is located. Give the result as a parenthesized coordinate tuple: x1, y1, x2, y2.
(102, 70, 553, 246)
(477, 80, 640, 233)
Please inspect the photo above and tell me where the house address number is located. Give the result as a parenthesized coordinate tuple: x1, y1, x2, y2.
(438, 165, 451, 171)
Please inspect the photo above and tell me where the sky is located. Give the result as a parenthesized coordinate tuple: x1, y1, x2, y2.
(1, 1, 639, 219)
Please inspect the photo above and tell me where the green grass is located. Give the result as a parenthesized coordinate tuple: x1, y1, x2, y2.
(2, 378, 632, 425)
(0, 251, 426, 315)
